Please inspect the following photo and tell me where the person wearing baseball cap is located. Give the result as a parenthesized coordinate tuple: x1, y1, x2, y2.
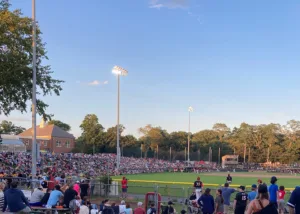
(269, 176, 279, 209)
(248, 184, 257, 201)
(233, 186, 248, 214)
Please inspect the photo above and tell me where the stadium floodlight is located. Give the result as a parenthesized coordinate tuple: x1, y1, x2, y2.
(112, 65, 128, 170)
(112, 66, 128, 76)
(188, 106, 193, 164)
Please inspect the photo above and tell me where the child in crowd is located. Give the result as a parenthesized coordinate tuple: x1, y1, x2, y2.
(278, 186, 286, 214)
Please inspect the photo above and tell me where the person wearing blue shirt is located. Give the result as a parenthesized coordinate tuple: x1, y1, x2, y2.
(198, 188, 215, 214)
(46, 185, 63, 207)
(2, 181, 31, 213)
(288, 187, 300, 214)
(248, 184, 257, 201)
(222, 183, 235, 214)
(268, 176, 279, 209)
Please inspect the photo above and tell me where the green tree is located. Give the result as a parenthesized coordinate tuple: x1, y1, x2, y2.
(48, 120, 71, 132)
(80, 114, 104, 154)
(0, 0, 63, 120)
(122, 135, 137, 147)
(168, 131, 188, 151)
(103, 125, 125, 148)
(212, 123, 230, 143)
(138, 125, 168, 158)
(0, 120, 25, 135)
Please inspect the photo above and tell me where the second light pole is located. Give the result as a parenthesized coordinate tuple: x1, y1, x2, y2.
(187, 106, 193, 164)
(112, 66, 128, 170)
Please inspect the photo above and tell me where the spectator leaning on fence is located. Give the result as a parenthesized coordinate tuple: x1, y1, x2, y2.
(221, 183, 235, 214)
(2, 181, 31, 213)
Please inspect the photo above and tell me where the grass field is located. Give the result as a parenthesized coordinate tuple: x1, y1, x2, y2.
(114, 171, 300, 189)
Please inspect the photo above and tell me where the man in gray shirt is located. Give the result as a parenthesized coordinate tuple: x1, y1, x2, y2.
(222, 183, 235, 214)
(29, 186, 45, 206)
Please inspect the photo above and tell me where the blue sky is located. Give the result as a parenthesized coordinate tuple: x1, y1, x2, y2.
(3, 0, 300, 137)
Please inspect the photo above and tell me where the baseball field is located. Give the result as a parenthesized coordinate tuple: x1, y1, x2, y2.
(114, 171, 299, 190)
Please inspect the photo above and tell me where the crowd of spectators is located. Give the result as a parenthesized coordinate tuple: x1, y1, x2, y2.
(0, 152, 185, 178)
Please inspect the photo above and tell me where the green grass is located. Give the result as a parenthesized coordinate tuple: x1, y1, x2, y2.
(111, 172, 298, 202)
(114, 172, 300, 189)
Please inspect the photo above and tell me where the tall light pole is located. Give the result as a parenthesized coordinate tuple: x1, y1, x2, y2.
(31, 0, 37, 177)
(112, 66, 128, 170)
(188, 106, 193, 164)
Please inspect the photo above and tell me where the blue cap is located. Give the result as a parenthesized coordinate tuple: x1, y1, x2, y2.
(252, 184, 257, 188)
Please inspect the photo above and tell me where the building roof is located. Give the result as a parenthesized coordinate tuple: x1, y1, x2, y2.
(0, 135, 24, 145)
(18, 124, 75, 139)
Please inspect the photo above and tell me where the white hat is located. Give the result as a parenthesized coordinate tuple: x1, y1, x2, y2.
(76, 180, 80, 183)
(137, 202, 143, 206)
(121, 200, 125, 205)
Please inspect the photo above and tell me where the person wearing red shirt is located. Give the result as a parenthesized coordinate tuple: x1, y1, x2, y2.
(278, 186, 286, 214)
(134, 202, 145, 214)
(121, 177, 128, 199)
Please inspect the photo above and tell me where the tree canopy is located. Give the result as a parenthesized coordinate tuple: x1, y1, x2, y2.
(48, 120, 71, 132)
(75, 113, 300, 163)
(0, 120, 25, 135)
(0, 0, 63, 120)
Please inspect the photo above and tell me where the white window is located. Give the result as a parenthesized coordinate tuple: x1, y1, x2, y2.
(44, 141, 47, 147)
(56, 141, 61, 147)
(66, 141, 70, 148)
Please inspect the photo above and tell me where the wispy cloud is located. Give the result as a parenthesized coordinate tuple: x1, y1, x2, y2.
(149, 0, 188, 9)
(76, 80, 108, 86)
(88, 80, 108, 86)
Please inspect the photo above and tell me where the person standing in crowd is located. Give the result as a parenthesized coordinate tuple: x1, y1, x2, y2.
(0, 182, 5, 211)
(198, 188, 215, 214)
(215, 189, 224, 214)
(74, 180, 80, 195)
(222, 183, 235, 214)
(233, 186, 248, 214)
(163, 201, 175, 214)
(46, 185, 64, 208)
(269, 176, 279, 209)
(226, 174, 232, 184)
(134, 202, 145, 214)
(278, 186, 286, 214)
(147, 203, 157, 214)
(2, 181, 31, 213)
(29, 186, 45, 206)
(288, 186, 300, 214)
(64, 185, 78, 208)
(194, 176, 203, 200)
(121, 177, 128, 199)
(80, 179, 89, 200)
(248, 184, 257, 202)
(111, 202, 120, 214)
(120, 200, 126, 214)
(125, 203, 133, 214)
(246, 184, 278, 214)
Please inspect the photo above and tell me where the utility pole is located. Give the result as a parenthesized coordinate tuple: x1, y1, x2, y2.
(31, 0, 37, 178)
(243, 144, 246, 164)
(218, 147, 221, 165)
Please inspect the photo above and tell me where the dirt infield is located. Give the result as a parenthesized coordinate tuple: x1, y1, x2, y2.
(204, 172, 299, 179)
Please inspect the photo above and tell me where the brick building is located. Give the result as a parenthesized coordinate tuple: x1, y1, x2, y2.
(18, 120, 75, 153)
